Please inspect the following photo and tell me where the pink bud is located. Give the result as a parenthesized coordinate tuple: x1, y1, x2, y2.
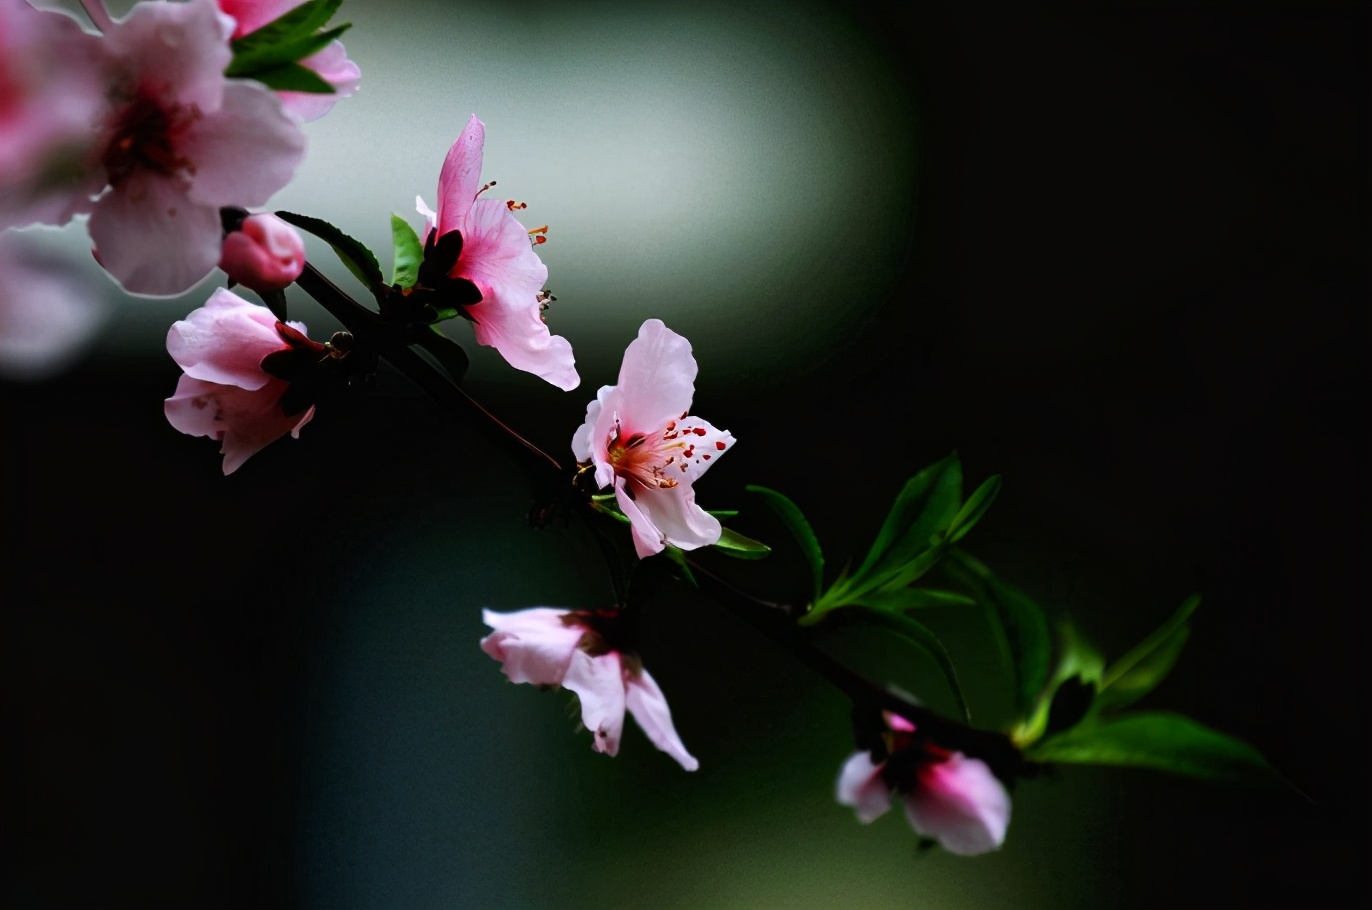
(219, 214, 305, 294)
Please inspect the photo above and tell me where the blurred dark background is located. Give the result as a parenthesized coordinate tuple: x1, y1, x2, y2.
(3, 1, 1368, 907)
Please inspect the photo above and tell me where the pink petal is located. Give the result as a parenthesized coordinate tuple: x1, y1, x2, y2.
(163, 373, 302, 475)
(616, 319, 697, 433)
(903, 753, 1012, 856)
(459, 199, 578, 390)
(437, 114, 485, 237)
(572, 384, 621, 489)
(217, 0, 294, 39)
(219, 213, 305, 293)
(625, 668, 698, 771)
(279, 41, 361, 122)
(626, 481, 722, 554)
(105, 0, 234, 113)
(570, 389, 606, 465)
(479, 608, 585, 687)
(836, 752, 893, 824)
(166, 288, 284, 389)
(671, 416, 735, 484)
(562, 650, 627, 757)
(181, 81, 307, 208)
(614, 475, 666, 559)
(88, 173, 222, 297)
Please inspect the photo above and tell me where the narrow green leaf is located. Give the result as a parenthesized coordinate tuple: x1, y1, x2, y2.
(946, 474, 1002, 544)
(276, 211, 383, 290)
(894, 588, 978, 609)
(746, 484, 824, 605)
(1028, 712, 1282, 785)
(851, 455, 962, 588)
(860, 610, 971, 723)
(412, 325, 469, 383)
(226, 24, 351, 80)
(711, 527, 772, 560)
(707, 510, 739, 520)
(945, 549, 1052, 719)
(243, 62, 335, 94)
(1013, 620, 1105, 745)
(1096, 624, 1190, 713)
(390, 214, 423, 289)
(230, 0, 342, 51)
(663, 546, 699, 586)
(590, 495, 630, 524)
(1101, 594, 1199, 690)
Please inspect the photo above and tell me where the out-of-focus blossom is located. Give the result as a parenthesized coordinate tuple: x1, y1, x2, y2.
(0, 0, 106, 230)
(164, 287, 316, 473)
(217, 0, 360, 122)
(835, 713, 1012, 856)
(416, 114, 578, 391)
(220, 212, 305, 293)
(0, 229, 107, 380)
(85, 0, 307, 296)
(480, 607, 699, 771)
(572, 318, 734, 558)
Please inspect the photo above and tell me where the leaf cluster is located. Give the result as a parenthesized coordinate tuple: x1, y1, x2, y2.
(225, 0, 351, 93)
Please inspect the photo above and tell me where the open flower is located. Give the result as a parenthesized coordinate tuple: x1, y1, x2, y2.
(572, 318, 735, 558)
(219, 212, 305, 293)
(164, 288, 317, 473)
(836, 713, 1011, 856)
(216, 0, 361, 122)
(415, 115, 578, 391)
(87, 0, 307, 296)
(480, 607, 698, 771)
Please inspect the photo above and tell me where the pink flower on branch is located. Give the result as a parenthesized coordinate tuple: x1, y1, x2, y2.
(216, 0, 361, 122)
(836, 713, 1012, 856)
(164, 288, 317, 474)
(87, 0, 307, 296)
(572, 318, 735, 559)
(480, 607, 699, 771)
(416, 115, 578, 391)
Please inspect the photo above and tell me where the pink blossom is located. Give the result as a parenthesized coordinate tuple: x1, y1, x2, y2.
(835, 714, 1011, 856)
(480, 607, 699, 771)
(164, 288, 316, 474)
(85, 0, 307, 296)
(216, 0, 360, 122)
(219, 212, 305, 293)
(416, 114, 578, 391)
(571, 318, 735, 558)
(0, 230, 107, 380)
(0, 0, 106, 230)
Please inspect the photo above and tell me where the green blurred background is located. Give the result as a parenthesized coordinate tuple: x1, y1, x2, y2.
(3, 1, 1368, 907)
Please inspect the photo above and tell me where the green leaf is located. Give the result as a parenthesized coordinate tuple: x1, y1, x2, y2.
(707, 510, 739, 520)
(861, 610, 971, 723)
(746, 485, 824, 606)
(662, 546, 699, 586)
(242, 61, 336, 94)
(1028, 712, 1282, 785)
(945, 549, 1052, 720)
(230, 0, 342, 52)
(851, 454, 962, 589)
(276, 211, 383, 290)
(390, 214, 423, 289)
(1012, 620, 1105, 745)
(711, 527, 771, 560)
(1095, 597, 1199, 713)
(946, 474, 1002, 544)
(227, 24, 351, 82)
(412, 325, 469, 383)
(890, 588, 978, 609)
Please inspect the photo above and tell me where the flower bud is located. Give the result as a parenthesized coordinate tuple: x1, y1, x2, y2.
(219, 213, 305, 294)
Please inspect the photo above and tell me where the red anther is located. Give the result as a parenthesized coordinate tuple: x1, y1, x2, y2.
(533, 235, 546, 244)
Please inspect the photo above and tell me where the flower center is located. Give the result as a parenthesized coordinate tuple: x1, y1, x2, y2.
(606, 424, 679, 490)
(102, 92, 196, 187)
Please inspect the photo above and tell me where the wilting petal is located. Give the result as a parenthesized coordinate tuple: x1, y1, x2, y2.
(616, 319, 697, 432)
(479, 608, 585, 687)
(164, 373, 308, 475)
(166, 288, 285, 389)
(89, 175, 222, 297)
(563, 650, 628, 757)
(437, 114, 485, 237)
(625, 668, 698, 771)
(903, 753, 1011, 856)
(836, 752, 893, 824)
(182, 82, 307, 208)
